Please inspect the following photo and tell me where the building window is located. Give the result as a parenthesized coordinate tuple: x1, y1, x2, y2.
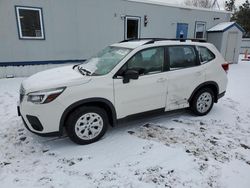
(195, 22, 206, 39)
(15, 6, 45, 40)
(125, 16, 141, 40)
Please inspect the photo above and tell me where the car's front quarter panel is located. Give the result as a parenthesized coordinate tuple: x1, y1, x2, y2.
(20, 96, 66, 134)
(19, 75, 115, 135)
(57, 76, 115, 110)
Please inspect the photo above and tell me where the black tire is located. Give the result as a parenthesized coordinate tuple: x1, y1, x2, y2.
(191, 88, 215, 116)
(66, 106, 108, 145)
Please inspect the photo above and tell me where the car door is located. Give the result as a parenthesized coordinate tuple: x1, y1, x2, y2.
(165, 45, 205, 111)
(113, 47, 168, 119)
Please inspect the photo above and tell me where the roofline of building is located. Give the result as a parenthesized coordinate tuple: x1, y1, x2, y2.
(208, 22, 245, 33)
(0, 59, 86, 67)
(125, 0, 232, 14)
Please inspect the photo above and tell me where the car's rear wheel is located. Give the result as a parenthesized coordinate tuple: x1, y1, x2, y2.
(191, 88, 214, 116)
(66, 106, 108, 145)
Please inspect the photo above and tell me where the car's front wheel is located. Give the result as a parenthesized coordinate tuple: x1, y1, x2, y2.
(191, 88, 215, 116)
(66, 106, 108, 145)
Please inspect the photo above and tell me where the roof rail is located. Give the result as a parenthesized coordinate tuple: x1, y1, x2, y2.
(119, 38, 207, 44)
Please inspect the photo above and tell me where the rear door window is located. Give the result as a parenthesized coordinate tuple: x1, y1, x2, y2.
(168, 46, 198, 70)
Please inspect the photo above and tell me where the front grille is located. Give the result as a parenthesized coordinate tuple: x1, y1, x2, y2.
(19, 84, 25, 103)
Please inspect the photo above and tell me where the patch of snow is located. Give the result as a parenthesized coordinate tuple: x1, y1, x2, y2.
(22, 65, 91, 92)
(0, 55, 250, 187)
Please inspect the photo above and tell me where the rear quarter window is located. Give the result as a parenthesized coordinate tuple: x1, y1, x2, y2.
(197, 46, 215, 64)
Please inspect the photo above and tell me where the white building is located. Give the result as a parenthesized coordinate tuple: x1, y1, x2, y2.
(0, 0, 235, 78)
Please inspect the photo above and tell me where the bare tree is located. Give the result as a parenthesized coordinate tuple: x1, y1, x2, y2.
(184, 0, 213, 8)
(225, 0, 236, 11)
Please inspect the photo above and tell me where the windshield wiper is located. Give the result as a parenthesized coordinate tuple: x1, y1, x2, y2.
(77, 66, 92, 76)
(73, 64, 81, 69)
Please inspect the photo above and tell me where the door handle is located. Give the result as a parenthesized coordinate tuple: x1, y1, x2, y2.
(157, 78, 166, 83)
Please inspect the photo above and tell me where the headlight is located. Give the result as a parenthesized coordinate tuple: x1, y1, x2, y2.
(27, 87, 66, 104)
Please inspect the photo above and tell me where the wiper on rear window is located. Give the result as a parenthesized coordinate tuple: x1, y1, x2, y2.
(77, 66, 92, 76)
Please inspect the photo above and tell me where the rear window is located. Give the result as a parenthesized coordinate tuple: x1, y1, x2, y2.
(197, 46, 215, 64)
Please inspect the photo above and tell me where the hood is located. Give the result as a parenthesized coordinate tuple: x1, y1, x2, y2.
(22, 65, 92, 93)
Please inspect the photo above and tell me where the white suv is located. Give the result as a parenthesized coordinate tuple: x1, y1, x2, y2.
(18, 39, 228, 144)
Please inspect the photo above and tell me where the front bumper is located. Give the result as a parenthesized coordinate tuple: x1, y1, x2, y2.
(17, 97, 65, 137)
(20, 115, 61, 137)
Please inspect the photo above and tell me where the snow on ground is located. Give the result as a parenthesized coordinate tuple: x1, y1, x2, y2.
(1, 57, 250, 188)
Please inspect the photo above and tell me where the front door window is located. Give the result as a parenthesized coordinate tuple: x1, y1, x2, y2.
(127, 47, 165, 75)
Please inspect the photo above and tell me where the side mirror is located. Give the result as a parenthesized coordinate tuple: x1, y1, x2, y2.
(123, 69, 139, 84)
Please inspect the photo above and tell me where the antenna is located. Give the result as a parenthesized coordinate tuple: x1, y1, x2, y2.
(212, 0, 220, 10)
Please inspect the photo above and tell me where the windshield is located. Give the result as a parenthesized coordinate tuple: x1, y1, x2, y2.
(78, 46, 131, 76)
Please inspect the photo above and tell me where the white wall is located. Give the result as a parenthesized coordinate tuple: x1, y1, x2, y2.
(207, 32, 223, 51)
(208, 26, 243, 64)
(222, 27, 242, 63)
(241, 38, 250, 54)
(0, 0, 231, 78)
(0, 0, 231, 63)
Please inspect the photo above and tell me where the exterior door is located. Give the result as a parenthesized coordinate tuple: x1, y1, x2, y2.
(125, 16, 140, 40)
(176, 23, 188, 39)
(113, 47, 167, 118)
(165, 45, 205, 111)
(225, 32, 238, 63)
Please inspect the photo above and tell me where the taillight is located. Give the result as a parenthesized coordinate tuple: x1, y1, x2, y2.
(222, 63, 229, 73)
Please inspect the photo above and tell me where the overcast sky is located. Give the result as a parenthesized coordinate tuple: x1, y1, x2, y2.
(150, 0, 246, 9)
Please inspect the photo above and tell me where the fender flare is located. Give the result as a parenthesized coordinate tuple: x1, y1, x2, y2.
(188, 81, 219, 103)
(59, 98, 117, 135)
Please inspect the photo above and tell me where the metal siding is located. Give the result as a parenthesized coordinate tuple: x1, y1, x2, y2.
(208, 26, 242, 64)
(240, 38, 250, 54)
(224, 27, 242, 63)
(0, 0, 231, 77)
(207, 32, 223, 52)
